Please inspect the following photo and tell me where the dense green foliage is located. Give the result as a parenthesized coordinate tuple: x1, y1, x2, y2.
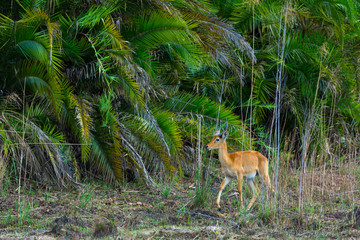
(0, 0, 359, 187)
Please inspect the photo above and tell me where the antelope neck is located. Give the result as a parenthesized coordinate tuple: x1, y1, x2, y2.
(218, 142, 232, 165)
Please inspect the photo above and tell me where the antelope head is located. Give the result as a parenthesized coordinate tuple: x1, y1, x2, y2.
(206, 122, 228, 150)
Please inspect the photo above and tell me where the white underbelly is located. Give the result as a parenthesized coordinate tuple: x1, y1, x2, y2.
(243, 172, 256, 180)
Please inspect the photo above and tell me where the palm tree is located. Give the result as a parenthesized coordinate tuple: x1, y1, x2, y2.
(0, 0, 255, 186)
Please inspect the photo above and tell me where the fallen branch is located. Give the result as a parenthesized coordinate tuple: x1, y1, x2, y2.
(179, 196, 196, 210)
(176, 210, 240, 227)
(312, 186, 360, 195)
(228, 192, 239, 197)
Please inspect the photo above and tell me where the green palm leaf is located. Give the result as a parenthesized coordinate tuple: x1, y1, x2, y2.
(17, 40, 49, 63)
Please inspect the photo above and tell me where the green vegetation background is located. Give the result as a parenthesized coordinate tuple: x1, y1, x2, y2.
(0, 0, 359, 189)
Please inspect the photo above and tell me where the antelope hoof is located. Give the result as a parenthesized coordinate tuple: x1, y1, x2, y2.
(218, 207, 222, 212)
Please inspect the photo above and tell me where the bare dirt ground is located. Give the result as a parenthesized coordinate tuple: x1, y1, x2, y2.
(1, 169, 360, 239)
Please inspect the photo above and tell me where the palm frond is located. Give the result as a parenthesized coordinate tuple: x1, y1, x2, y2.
(0, 107, 72, 186)
(89, 133, 119, 182)
(77, 3, 119, 28)
(0, 13, 15, 44)
(110, 70, 145, 108)
(164, 92, 243, 127)
(118, 114, 177, 179)
(73, 97, 93, 143)
(89, 93, 124, 182)
(99, 16, 129, 51)
(126, 10, 206, 66)
(15, 61, 63, 111)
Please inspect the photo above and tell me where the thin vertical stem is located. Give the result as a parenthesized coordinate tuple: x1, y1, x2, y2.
(273, 0, 289, 209)
(197, 115, 202, 173)
(216, 77, 226, 131)
(249, 2, 255, 150)
(320, 161, 327, 212)
(18, 75, 28, 221)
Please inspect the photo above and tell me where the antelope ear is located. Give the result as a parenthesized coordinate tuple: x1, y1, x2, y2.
(222, 131, 229, 140)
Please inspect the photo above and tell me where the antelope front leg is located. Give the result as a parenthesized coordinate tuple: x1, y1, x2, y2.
(237, 175, 244, 208)
(216, 177, 230, 211)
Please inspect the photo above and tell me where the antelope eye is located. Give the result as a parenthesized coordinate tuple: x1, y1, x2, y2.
(215, 138, 220, 142)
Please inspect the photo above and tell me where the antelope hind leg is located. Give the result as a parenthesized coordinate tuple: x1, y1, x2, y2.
(246, 179, 258, 211)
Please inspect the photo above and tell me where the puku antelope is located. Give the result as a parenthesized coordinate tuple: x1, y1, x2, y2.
(205, 125, 273, 211)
